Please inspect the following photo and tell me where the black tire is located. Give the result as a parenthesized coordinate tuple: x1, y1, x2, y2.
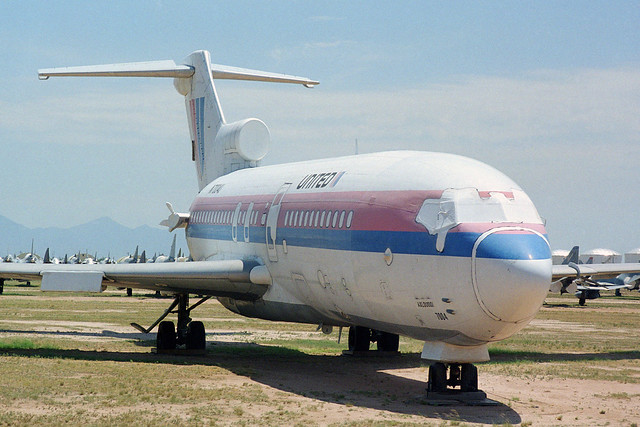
(460, 363, 478, 392)
(126, 288, 132, 297)
(157, 321, 176, 350)
(428, 362, 447, 392)
(348, 326, 370, 351)
(186, 321, 206, 350)
(377, 332, 399, 352)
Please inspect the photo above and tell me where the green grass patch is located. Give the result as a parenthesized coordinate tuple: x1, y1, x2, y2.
(0, 338, 58, 350)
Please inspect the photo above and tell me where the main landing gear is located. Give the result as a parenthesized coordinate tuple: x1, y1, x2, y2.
(131, 293, 210, 352)
(344, 326, 400, 354)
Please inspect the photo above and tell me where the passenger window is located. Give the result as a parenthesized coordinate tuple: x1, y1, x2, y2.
(314, 211, 320, 227)
(325, 211, 332, 228)
(293, 211, 299, 227)
(320, 211, 326, 227)
(284, 211, 290, 226)
(339, 210, 345, 228)
(346, 211, 353, 228)
(332, 210, 339, 228)
(304, 211, 309, 227)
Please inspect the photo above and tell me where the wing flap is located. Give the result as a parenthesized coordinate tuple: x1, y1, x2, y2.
(41, 271, 105, 292)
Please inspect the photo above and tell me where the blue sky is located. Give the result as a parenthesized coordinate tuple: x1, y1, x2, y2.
(1, 1, 639, 253)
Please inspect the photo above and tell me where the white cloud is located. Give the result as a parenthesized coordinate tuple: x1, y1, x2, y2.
(309, 15, 345, 22)
(218, 67, 640, 161)
(3, 66, 638, 249)
(0, 85, 185, 146)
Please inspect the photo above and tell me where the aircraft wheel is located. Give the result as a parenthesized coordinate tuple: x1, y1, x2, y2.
(186, 321, 206, 350)
(377, 332, 399, 352)
(348, 326, 370, 351)
(428, 362, 447, 392)
(578, 296, 586, 306)
(126, 288, 132, 297)
(460, 363, 478, 392)
(157, 321, 176, 350)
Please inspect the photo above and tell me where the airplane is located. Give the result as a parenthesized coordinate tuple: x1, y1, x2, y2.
(43, 248, 61, 265)
(549, 246, 632, 305)
(15, 239, 40, 264)
(116, 246, 139, 264)
(154, 235, 178, 263)
(2, 49, 640, 399)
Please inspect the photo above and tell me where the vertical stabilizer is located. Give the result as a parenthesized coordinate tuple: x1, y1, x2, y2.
(169, 234, 177, 262)
(176, 51, 227, 189)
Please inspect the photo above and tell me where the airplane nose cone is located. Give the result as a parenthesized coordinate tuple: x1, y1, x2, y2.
(472, 228, 551, 323)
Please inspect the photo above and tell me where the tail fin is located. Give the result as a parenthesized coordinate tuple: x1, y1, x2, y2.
(562, 246, 579, 265)
(168, 234, 177, 262)
(39, 50, 318, 189)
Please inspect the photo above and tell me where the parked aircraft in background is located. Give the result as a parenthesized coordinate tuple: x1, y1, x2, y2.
(117, 246, 139, 264)
(155, 235, 178, 263)
(550, 245, 634, 305)
(43, 248, 60, 265)
(2, 50, 640, 399)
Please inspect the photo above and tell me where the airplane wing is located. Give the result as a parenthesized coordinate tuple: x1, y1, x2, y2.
(552, 263, 640, 280)
(551, 262, 640, 293)
(0, 260, 271, 300)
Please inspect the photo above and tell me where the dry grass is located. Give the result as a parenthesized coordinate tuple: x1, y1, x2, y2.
(0, 283, 639, 425)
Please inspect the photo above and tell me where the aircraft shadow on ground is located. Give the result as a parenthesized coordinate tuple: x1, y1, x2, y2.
(488, 349, 640, 363)
(0, 334, 521, 424)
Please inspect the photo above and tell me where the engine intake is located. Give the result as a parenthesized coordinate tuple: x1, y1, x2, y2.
(215, 118, 270, 162)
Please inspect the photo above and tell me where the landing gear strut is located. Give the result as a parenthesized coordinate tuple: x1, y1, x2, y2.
(345, 326, 400, 354)
(131, 293, 210, 352)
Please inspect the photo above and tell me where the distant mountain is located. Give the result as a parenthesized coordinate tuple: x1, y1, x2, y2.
(0, 215, 187, 260)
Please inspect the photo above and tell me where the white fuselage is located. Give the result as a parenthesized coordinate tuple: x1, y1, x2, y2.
(184, 151, 552, 354)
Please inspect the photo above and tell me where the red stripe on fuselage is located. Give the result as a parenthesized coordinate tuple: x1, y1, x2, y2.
(189, 189, 545, 235)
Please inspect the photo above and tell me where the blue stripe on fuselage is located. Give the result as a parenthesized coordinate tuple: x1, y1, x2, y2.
(186, 224, 550, 260)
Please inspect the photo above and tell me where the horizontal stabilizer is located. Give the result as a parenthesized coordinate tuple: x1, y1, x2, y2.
(210, 63, 319, 87)
(39, 56, 318, 87)
(38, 60, 194, 80)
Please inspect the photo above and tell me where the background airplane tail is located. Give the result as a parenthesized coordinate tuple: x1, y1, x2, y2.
(39, 50, 318, 190)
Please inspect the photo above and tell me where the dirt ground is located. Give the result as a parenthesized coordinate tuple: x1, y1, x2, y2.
(1, 291, 639, 425)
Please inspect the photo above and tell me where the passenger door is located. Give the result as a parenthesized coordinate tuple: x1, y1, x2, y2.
(266, 183, 291, 262)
